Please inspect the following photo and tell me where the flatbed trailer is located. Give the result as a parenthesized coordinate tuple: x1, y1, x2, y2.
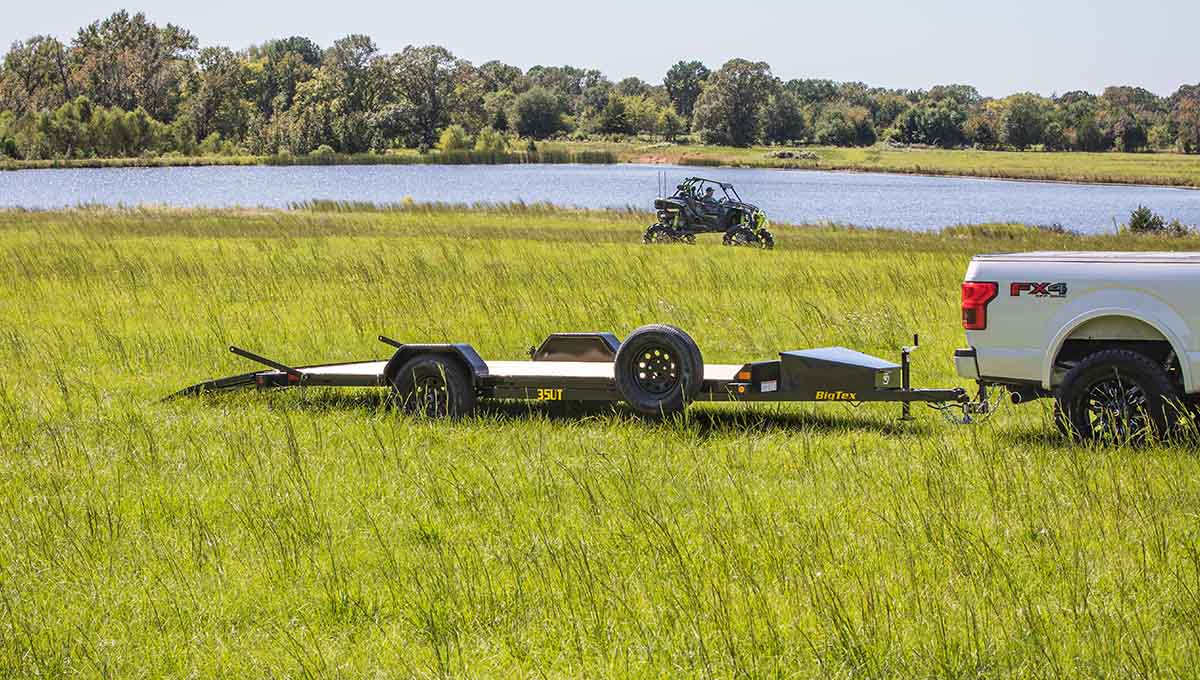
(174, 324, 980, 421)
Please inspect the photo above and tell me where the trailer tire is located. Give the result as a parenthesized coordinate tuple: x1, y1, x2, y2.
(390, 354, 476, 418)
(1055, 349, 1179, 443)
(615, 325, 704, 416)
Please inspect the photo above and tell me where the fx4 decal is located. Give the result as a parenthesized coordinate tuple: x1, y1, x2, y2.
(1010, 282, 1068, 298)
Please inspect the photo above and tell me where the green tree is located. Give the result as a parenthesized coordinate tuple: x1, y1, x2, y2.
(437, 123, 470, 151)
(387, 45, 462, 149)
(1101, 85, 1164, 116)
(446, 62, 489, 134)
(598, 95, 630, 134)
(0, 111, 17, 157)
(623, 95, 660, 135)
(249, 37, 320, 116)
(924, 84, 983, 108)
(785, 78, 838, 108)
(1058, 98, 1106, 151)
(1174, 97, 1200, 153)
(47, 96, 97, 157)
(615, 77, 650, 98)
(483, 90, 515, 131)
(512, 86, 564, 139)
(1000, 94, 1049, 149)
(0, 36, 73, 115)
(275, 69, 338, 153)
(662, 61, 709, 118)
(263, 37, 322, 67)
(963, 105, 997, 147)
(525, 65, 605, 115)
(473, 126, 508, 153)
(478, 61, 524, 93)
(872, 93, 910, 130)
(1110, 115, 1148, 152)
(1042, 120, 1068, 150)
(579, 81, 613, 122)
(897, 100, 966, 147)
(183, 47, 254, 144)
(813, 104, 876, 146)
(691, 59, 775, 147)
(656, 108, 685, 142)
(323, 35, 379, 114)
(763, 92, 806, 144)
(71, 11, 197, 120)
(1072, 116, 1105, 151)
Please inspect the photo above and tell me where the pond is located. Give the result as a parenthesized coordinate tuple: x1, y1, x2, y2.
(2, 163, 1198, 233)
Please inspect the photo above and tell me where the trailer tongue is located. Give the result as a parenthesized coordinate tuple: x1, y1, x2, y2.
(172, 324, 980, 422)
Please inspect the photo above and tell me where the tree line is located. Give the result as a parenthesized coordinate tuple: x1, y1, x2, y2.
(1, 11, 1198, 161)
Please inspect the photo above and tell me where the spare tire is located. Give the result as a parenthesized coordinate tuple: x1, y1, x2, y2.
(615, 324, 704, 416)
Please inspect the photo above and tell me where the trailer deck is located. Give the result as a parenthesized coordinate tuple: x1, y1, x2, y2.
(173, 326, 976, 421)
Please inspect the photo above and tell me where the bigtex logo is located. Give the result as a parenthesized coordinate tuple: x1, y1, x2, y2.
(815, 390, 857, 401)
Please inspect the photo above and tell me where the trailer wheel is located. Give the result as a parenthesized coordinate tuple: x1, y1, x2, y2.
(390, 354, 476, 418)
(1055, 349, 1179, 443)
(615, 325, 704, 416)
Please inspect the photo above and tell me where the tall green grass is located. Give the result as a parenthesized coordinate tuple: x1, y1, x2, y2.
(1, 206, 1198, 677)
(0, 148, 618, 172)
(265, 148, 617, 166)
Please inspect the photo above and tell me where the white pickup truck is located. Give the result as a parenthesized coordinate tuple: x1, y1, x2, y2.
(955, 252, 1198, 439)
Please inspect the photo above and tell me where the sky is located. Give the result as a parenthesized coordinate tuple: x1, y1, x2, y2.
(4, 0, 1197, 97)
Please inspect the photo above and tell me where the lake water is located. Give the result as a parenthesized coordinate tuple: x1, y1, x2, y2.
(1, 163, 1198, 233)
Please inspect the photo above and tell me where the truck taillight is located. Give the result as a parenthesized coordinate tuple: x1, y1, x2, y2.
(961, 281, 998, 330)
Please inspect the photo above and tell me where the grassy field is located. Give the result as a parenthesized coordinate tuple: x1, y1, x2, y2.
(626, 143, 1200, 188)
(2, 205, 1199, 678)
(5, 141, 1200, 189)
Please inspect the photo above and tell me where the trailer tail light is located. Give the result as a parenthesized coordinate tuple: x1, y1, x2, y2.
(961, 281, 998, 330)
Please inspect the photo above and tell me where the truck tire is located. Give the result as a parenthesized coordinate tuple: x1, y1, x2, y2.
(390, 354, 476, 418)
(615, 324, 704, 416)
(1055, 349, 1180, 442)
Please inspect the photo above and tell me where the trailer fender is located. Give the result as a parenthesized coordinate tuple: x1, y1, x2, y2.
(383, 344, 489, 388)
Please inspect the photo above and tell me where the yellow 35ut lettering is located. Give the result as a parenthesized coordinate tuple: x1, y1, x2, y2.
(815, 390, 857, 401)
(536, 388, 564, 401)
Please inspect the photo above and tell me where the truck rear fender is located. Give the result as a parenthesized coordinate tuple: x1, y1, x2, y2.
(1043, 292, 1193, 392)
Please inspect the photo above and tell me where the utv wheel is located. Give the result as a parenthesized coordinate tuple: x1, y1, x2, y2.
(644, 224, 694, 245)
(390, 354, 476, 418)
(1055, 349, 1180, 443)
(757, 228, 775, 250)
(643, 224, 673, 244)
(723, 226, 769, 248)
(615, 324, 704, 416)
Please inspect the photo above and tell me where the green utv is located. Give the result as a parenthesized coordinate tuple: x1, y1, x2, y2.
(643, 177, 774, 249)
